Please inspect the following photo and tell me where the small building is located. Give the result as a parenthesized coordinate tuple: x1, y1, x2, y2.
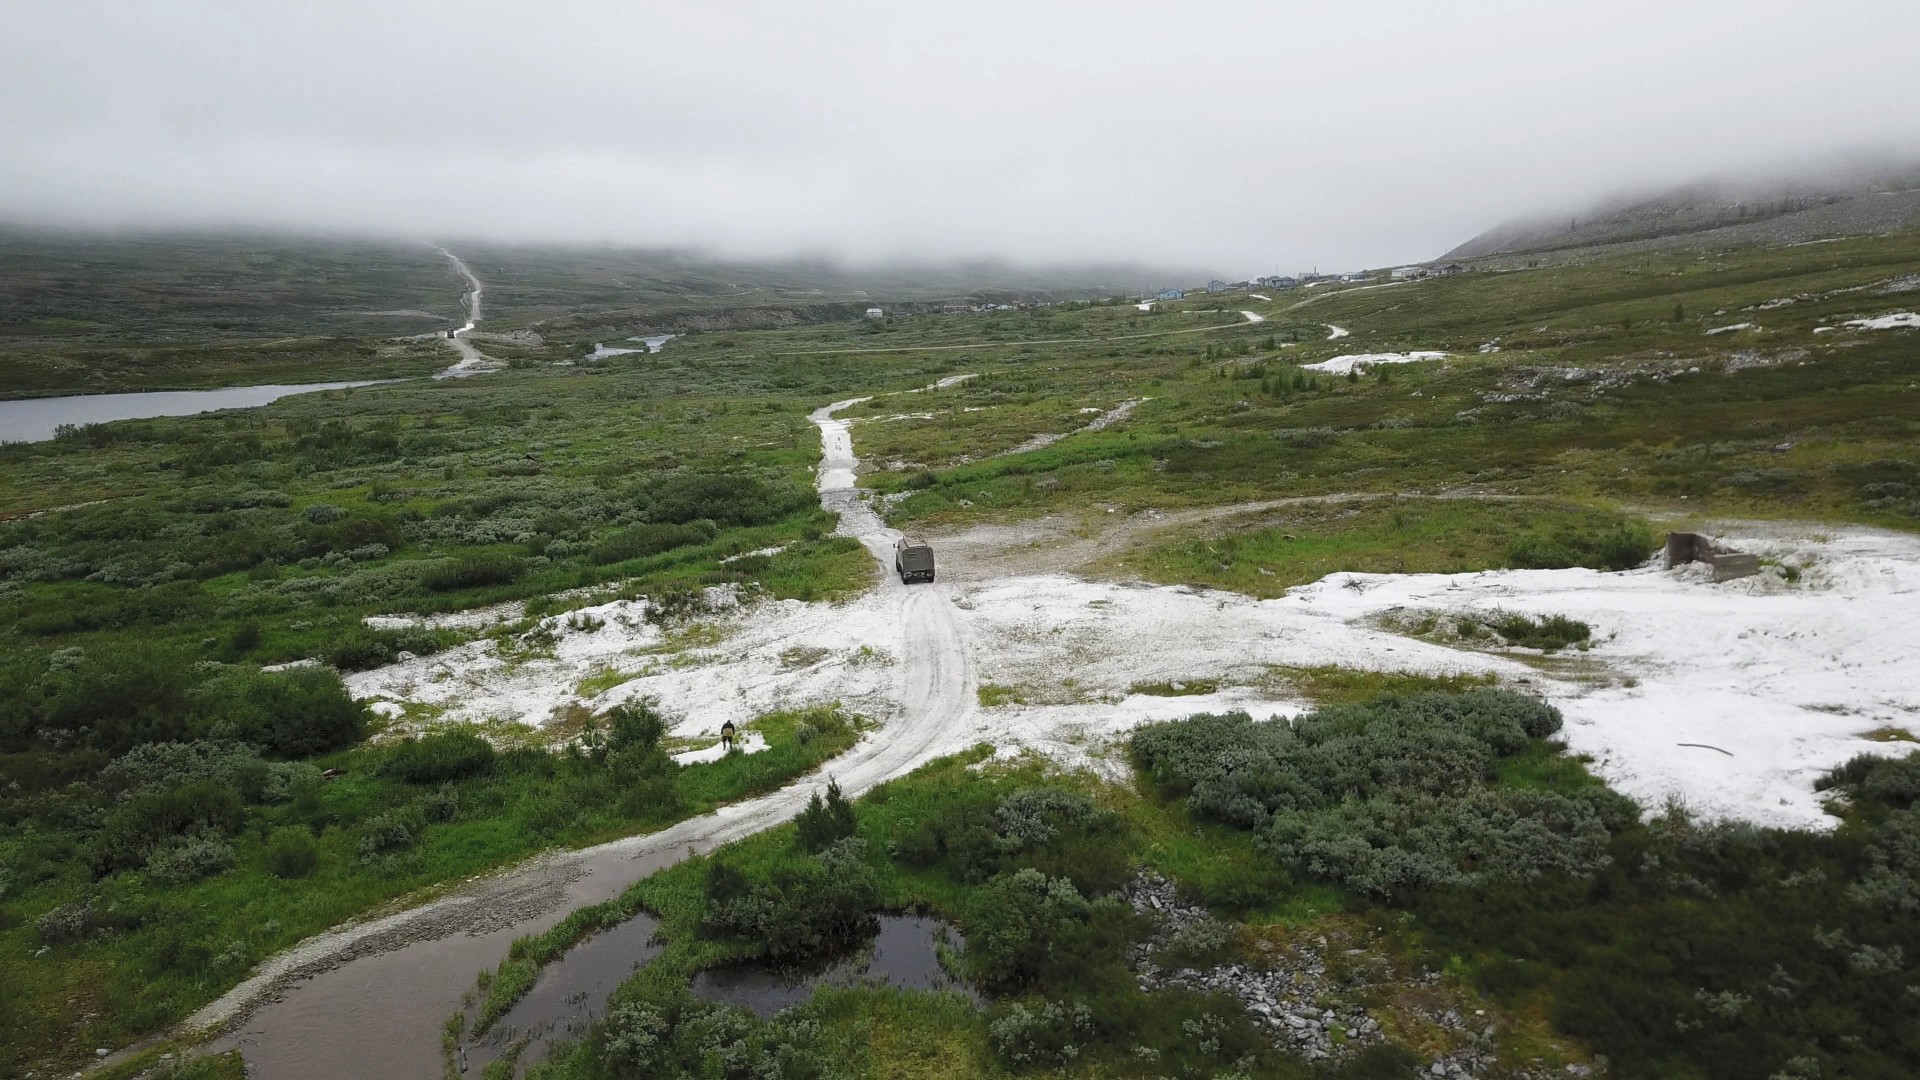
(1268, 275, 1299, 290)
(1435, 263, 1466, 277)
(1390, 266, 1429, 280)
(1205, 280, 1228, 294)
(1155, 288, 1184, 301)
(864, 307, 884, 319)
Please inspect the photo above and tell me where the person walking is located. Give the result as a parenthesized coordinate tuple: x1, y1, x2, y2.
(720, 721, 736, 753)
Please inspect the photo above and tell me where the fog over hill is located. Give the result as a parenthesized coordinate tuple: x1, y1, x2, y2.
(1443, 155, 1920, 261)
(4, 2, 1917, 270)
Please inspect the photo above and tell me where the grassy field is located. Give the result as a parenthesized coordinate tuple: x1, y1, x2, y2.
(779, 233, 1920, 536)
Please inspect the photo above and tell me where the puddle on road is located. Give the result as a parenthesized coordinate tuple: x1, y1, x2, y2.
(465, 913, 971, 1075)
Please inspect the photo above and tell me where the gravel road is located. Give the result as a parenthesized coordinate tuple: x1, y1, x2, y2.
(185, 397, 976, 1078)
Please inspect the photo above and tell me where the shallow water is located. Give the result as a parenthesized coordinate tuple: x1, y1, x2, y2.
(691, 914, 973, 1017)
(586, 334, 675, 360)
(0, 381, 386, 443)
(214, 846, 684, 1080)
(464, 914, 665, 1075)
(462, 913, 969, 1076)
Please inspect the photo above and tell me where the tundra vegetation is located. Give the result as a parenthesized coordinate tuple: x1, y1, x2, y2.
(474, 694, 1920, 1080)
(2, 228, 1917, 1074)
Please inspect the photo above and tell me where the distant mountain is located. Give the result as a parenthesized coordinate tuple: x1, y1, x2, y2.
(1443, 157, 1920, 261)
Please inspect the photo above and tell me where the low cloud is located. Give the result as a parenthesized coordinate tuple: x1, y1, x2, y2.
(2, 1, 1914, 272)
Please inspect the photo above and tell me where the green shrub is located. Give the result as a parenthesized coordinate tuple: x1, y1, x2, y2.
(701, 838, 877, 962)
(1465, 611, 1592, 652)
(987, 999, 1095, 1069)
(265, 827, 319, 878)
(646, 471, 812, 528)
(1506, 522, 1653, 572)
(1130, 692, 1635, 897)
(356, 809, 420, 859)
(966, 868, 1134, 992)
(381, 728, 496, 784)
(1155, 917, 1239, 969)
(324, 625, 444, 672)
(794, 779, 857, 853)
(91, 779, 245, 875)
(144, 833, 237, 885)
(588, 522, 714, 565)
(420, 552, 525, 592)
(191, 666, 369, 758)
(590, 976, 855, 1079)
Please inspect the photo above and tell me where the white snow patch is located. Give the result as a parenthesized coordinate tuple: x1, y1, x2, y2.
(721, 545, 789, 564)
(1325, 324, 1350, 340)
(1136, 302, 1153, 311)
(1845, 312, 1920, 331)
(364, 600, 525, 632)
(1249, 293, 1271, 301)
(1706, 322, 1758, 335)
(671, 731, 769, 765)
(1302, 351, 1446, 375)
(345, 523, 1919, 830)
(1240, 310, 1266, 324)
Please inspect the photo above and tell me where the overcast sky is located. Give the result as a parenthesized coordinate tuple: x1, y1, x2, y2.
(2, 1, 1915, 273)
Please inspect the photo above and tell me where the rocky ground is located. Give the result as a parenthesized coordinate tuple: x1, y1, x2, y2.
(1124, 872, 1599, 1078)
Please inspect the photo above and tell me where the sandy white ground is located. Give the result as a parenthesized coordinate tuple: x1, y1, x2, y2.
(1303, 351, 1446, 375)
(671, 731, 768, 766)
(1846, 311, 1920, 330)
(351, 519, 1919, 832)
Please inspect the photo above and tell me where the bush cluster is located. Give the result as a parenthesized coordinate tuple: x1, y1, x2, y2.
(379, 728, 496, 785)
(589, 977, 855, 1080)
(701, 838, 878, 963)
(1131, 692, 1637, 897)
(891, 784, 1130, 894)
(1505, 521, 1653, 572)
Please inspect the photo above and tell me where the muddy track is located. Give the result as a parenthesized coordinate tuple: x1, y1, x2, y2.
(179, 398, 975, 1079)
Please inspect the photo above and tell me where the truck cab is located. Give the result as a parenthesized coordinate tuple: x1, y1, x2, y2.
(894, 537, 935, 583)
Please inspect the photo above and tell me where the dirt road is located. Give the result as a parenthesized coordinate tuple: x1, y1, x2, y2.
(430, 245, 496, 378)
(188, 400, 975, 1079)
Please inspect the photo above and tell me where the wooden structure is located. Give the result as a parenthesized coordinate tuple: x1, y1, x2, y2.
(1666, 532, 1761, 582)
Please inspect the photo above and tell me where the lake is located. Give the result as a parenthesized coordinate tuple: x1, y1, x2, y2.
(0, 381, 387, 444)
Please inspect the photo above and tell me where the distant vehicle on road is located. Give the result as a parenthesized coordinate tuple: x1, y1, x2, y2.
(894, 537, 935, 583)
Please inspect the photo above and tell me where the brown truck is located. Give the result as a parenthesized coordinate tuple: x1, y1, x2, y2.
(894, 537, 935, 583)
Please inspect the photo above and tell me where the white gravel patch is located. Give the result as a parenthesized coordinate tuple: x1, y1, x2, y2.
(1845, 312, 1920, 330)
(672, 731, 769, 765)
(1302, 351, 1445, 375)
(348, 521, 1919, 832)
